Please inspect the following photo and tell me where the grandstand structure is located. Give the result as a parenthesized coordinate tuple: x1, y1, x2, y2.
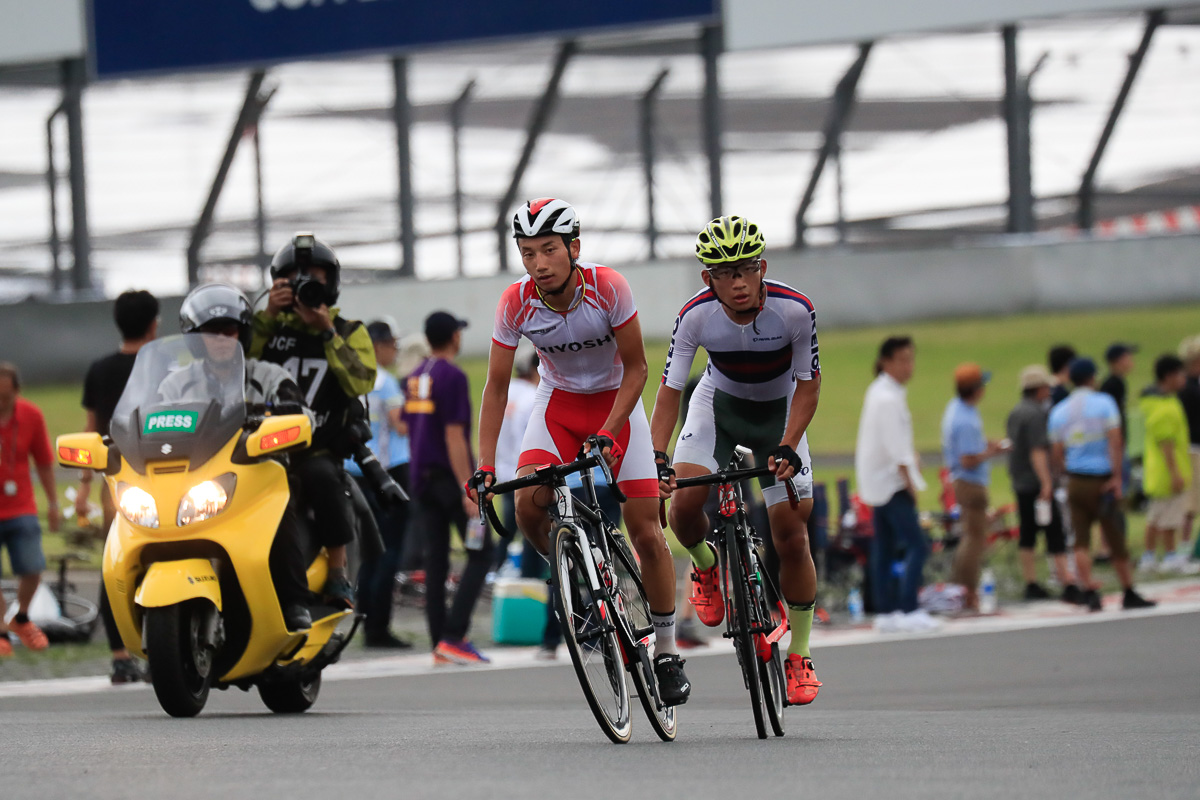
(0, 0, 1197, 306)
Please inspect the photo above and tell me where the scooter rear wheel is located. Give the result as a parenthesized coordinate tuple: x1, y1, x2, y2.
(259, 671, 322, 713)
(145, 601, 215, 718)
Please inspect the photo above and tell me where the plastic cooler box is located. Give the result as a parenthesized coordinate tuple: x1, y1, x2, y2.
(491, 577, 549, 645)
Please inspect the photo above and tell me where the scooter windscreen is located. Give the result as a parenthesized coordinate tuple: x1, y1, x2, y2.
(110, 335, 248, 474)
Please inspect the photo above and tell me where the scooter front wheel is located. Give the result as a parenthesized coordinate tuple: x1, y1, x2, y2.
(259, 671, 322, 714)
(145, 600, 216, 718)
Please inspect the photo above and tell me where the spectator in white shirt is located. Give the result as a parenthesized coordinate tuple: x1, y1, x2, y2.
(855, 337, 937, 632)
(493, 346, 540, 567)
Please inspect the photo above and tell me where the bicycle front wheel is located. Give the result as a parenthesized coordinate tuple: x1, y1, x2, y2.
(723, 524, 768, 739)
(755, 550, 786, 737)
(610, 529, 677, 742)
(553, 524, 632, 744)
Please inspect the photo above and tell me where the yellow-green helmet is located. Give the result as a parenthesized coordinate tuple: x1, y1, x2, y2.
(694, 215, 765, 266)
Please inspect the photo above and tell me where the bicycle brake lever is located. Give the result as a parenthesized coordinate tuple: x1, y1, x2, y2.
(659, 499, 668, 529)
(785, 479, 799, 510)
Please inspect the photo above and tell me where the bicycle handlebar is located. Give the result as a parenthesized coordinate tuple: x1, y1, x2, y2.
(673, 465, 799, 509)
(476, 436, 628, 541)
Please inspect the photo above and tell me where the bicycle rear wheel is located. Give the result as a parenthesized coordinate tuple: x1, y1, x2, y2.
(552, 524, 632, 744)
(722, 523, 768, 739)
(609, 529, 677, 742)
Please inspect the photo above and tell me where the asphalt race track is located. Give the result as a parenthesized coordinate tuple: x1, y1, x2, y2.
(2, 611, 1196, 800)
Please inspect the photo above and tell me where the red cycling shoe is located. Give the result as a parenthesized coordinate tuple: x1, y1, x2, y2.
(785, 654, 822, 706)
(689, 563, 725, 627)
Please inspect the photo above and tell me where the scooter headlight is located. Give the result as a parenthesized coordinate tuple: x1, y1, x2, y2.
(177, 473, 236, 527)
(117, 484, 159, 528)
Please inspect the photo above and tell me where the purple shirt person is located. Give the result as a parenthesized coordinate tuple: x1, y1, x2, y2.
(405, 355, 473, 496)
(403, 311, 492, 665)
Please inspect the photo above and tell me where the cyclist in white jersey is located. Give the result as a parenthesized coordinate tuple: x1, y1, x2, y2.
(471, 198, 691, 706)
(650, 215, 822, 706)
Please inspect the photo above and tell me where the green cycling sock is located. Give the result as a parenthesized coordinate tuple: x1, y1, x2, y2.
(786, 601, 816, 658)
(685, 541, 716, 571)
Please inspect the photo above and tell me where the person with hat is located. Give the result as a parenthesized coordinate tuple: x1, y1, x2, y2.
(1048, 357, 1156, 611)
(347, 320, 414, 648)
(942, 362, 1008, 611)
(1100, 343, 1138, 444)
(1005, 364, 1077, 601)
(250, 233, 377, 609)
(405, 310, 492, 665)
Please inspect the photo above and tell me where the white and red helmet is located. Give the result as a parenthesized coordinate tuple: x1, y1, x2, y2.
(512, 198, 580, 240)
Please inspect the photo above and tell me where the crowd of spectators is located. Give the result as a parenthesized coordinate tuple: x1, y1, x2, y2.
(855, 333, 1200, 629)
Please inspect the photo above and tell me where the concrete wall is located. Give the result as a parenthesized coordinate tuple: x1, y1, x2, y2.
(5, 233, 1197, 383)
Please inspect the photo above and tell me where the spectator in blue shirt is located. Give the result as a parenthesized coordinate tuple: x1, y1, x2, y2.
(349, 320, 413, 648)
(1048, 357, 1155, 611)
(942, 363, 1008, 611)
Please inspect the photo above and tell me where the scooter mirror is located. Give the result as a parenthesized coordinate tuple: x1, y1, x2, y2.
(57, 432, 109, 471)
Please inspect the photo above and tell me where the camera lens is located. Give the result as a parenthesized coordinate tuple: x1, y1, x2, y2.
(294, 276, 326, 308)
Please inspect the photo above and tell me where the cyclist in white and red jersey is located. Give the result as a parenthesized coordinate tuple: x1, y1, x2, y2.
(471, 198, 691, 706)
(650, 215, 822, 707)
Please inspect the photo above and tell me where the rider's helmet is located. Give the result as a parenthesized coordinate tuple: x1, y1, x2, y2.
(179, 283, 254, 352)
(269, 232, 341, 305)
(694, 215, 765, 266)
(511, 198, 580, 243)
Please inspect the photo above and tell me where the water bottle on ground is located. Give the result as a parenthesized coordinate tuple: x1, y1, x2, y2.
(847, 586, 865, 623)
(979, 568, 998, 614)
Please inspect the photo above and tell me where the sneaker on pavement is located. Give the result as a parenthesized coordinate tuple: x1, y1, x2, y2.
(873, 610, 905, 633)
(9, 620, 48, 651)
(1122, 588, 1157, 610)
(1062, 584, 1085, 605)
(1137, 553, 1157, 573)
(535, 645, 558, 661)
(904, 609, 941, 632)
(434, 638, 491, 665)
(689, 560, 725, 627)
(1083, 589, 1103, 612)
(675, 618, 706, 649)
(110, 658, 145, 685)
(784, 654, 821, 706)
(653, 653, 691, 706)
(0, 635, 11, 657)
(363, 631, 412, 649)
(1023, 582, 1051, 600)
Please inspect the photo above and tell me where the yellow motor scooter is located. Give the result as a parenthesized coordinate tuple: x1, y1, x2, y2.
(58, 335, 356, 717)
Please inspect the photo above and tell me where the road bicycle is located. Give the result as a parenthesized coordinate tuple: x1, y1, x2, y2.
(673, 445, 795, 739)
(479, 438, 677, 744)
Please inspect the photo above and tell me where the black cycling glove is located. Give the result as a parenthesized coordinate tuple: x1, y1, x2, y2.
(653, 449, 675, 483)
(467, 465, 496, 495)
(768, 444, 803, 474)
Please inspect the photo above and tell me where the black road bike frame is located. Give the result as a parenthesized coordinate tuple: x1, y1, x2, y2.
(479, 438, 676, 744)
(673, 445, 794, 738)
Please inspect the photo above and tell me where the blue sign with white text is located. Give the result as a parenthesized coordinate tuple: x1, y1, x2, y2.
(90, 0, 717, 78)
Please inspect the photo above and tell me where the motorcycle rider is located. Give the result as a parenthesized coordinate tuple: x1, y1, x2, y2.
(171, 283, 315, 631)
(250, 234, 377, 608)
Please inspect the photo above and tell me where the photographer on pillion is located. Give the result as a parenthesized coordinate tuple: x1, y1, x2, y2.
(250, 233, 377, 608)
